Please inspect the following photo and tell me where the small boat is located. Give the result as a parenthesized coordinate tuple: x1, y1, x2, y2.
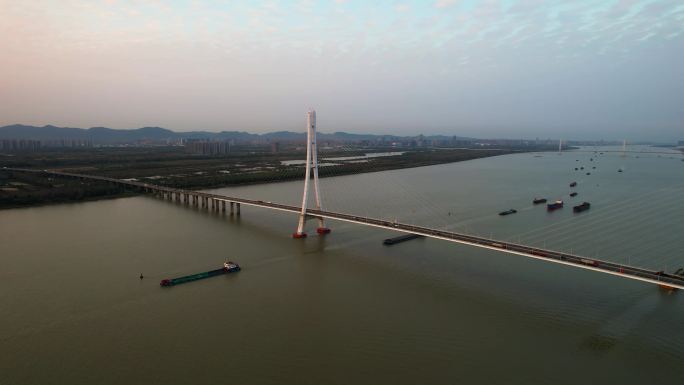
(573, 202, 590, 213)
(574, 167, 578, 170)
(580, 167, 584, 170)
(569, 182, 577, 187)
(569, 192, 578, 197)
(533, 197, 547, 204)
(499, 209, 517, 216)
(586, 172, 591, 175)
(547, 200, 563, 211)
(618, 169, 623, 172)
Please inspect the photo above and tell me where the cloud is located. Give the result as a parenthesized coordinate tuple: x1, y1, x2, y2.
(0, 0, 682, 140)
(395, 3, 410, 13)
(435, 0, 457, 9)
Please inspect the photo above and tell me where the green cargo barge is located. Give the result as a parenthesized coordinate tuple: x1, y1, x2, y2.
(160, 261, 240, 287)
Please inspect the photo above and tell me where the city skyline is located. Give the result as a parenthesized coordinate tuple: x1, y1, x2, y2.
(1, 0, 683, 141)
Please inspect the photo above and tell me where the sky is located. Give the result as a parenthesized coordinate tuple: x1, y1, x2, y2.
(1, 0, 683, 141)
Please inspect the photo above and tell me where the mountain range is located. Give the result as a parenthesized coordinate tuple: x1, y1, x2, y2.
(0, 124, 471, 144)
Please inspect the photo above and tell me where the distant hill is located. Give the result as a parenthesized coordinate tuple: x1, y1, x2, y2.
(0, 124, 473, 144)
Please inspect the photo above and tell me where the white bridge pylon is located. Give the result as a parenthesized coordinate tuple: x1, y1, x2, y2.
(293, 110, 331, 238)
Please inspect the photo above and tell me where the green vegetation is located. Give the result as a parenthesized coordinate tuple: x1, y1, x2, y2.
(0, 170, 130, 208)
(1, 144, 558, 208)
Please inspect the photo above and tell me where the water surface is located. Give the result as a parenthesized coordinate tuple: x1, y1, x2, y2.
(1, 147, 683, 385)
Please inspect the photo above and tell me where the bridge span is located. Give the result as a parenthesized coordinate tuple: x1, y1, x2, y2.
(7, 166, 684, 291)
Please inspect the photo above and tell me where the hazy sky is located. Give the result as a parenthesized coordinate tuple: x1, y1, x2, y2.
(1, 0, 683, 140)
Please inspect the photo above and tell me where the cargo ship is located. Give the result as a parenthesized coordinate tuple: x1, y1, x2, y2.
(533, 197, 547, 204)
(499, 209, 517, 216)
(160, 261, 240, 287)
(573, 202, 590, 212)
(547, 200, 563, 211)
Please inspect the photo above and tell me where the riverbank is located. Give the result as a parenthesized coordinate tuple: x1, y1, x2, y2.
(0, 146, 556, 209)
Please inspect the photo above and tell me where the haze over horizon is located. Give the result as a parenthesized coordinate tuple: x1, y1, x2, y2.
(1, 0, 683, 141)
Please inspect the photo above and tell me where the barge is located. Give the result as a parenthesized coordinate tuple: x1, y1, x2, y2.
(383, 233, 424, 245)
(573, 202, 591, 213)
(499, 209, 517, 216)
(160, 261, 240, 287)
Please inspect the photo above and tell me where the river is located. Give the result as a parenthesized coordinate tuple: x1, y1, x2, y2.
(1, 147, 683, 384)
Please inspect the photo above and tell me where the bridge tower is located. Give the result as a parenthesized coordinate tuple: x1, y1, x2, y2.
(293, 110, 331, 238)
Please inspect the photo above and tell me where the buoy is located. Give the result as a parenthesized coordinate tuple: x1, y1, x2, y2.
(140, 273, 144, 279)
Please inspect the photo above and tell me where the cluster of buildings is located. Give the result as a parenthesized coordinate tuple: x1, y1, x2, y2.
(185, 140, 234, 155)
(1, 139, 42, 151)
(0, 139, 93, 152)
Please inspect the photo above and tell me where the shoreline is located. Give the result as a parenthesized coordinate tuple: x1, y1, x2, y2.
(0, 148, 541, 209)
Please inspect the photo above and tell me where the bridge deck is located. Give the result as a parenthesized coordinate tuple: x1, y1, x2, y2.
(7, 167, 684, 291)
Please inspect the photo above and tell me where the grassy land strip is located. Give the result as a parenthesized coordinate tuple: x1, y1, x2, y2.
(1, 146, 554, 208)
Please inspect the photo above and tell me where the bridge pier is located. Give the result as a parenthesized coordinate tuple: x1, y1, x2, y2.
(221, 201, 226, 212)
(230, 202, 234, 215)
(236, 203, 240, 215)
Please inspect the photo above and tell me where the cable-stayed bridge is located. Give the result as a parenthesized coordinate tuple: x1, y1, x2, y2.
(7, 166, 684, 291)
(6, 111, 684, 291)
